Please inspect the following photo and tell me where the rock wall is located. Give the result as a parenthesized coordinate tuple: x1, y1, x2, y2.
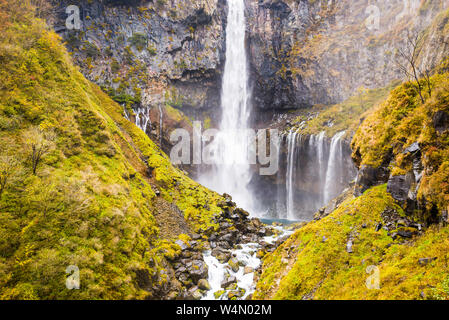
(49, 0, 227, 115)
(246, 0, 449, 110)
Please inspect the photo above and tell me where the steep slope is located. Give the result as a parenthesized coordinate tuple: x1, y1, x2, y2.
(0, 2, 223, 299)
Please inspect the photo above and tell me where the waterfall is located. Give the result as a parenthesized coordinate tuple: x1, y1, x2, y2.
(286, 130, 299, 220)
(158, 105, 163, 146)
(199, 0, 254, 212)
(324, 131, 346, 204)
(315, 131, 326, 204)
(135, 107, 151, 133)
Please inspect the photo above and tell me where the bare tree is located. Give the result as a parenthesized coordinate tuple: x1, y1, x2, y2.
(0, 155, 18, 198)
(395, 31, 431, 104)
(24, 127, 56, 175)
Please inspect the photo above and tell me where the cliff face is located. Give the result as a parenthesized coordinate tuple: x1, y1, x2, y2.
(49, 0, 449, 116)
(247, 0, 449, 110)
(50, 0, 227, 114)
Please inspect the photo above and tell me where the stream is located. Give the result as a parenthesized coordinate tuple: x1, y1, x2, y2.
(202, 224, 294, 300)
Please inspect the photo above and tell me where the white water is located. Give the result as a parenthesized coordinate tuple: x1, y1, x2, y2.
(158, 105, 163, 145)
(202, 227, 293, 300)
(198, 0, 255, 213)
(135, 106, 151, 133)
(286, 130, 299, 220)
(324, 131, 346, 203)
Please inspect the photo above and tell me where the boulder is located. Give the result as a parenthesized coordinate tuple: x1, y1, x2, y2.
(197, 279, 211, 291)
(189, 260, 208, 283)
(433, 110, 449, 133)
(228, 258, 240, 273)
(418, 257, 437, 266)
(221, 276, 237, 289)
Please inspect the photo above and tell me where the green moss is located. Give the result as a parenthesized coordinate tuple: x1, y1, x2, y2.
(0, 4, 223, 300)
(254, 185, 449, 300)
(291, 82, 398, 138)
(352, 72, 449, 213)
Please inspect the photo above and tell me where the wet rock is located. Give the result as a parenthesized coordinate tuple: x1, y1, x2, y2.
(198, 279, 211, 291)
(221, 276, 237, 289)
(212, 249, 231, 264)
(214, 290, 226, 299)
(186, 286, 203, 300)
(228, 258, 240, 273)
(244, 266, 254, 275)
(375, 223, 383, 232)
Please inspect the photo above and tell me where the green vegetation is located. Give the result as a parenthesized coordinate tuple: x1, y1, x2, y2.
(0, 2, 222, 299)
(254, 185, 449, 300)
(352, 72, 449, 214)
(292, 82, 399, 138)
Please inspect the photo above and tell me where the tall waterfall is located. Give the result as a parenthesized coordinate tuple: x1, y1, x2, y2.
(324, 131, 346, 204)
(286, 130, 299, 220)
(199, 0, 254, 212)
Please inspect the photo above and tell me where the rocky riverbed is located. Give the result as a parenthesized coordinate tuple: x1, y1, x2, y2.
(165, 194, 298, 300)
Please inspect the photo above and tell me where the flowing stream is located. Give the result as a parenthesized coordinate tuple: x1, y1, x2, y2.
(202, 226, 293, 300)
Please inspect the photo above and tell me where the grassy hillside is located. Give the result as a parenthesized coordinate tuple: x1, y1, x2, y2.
(0, 2, 222, 299)
(254, 185, 449, 300)
(352, 72, 449, 216)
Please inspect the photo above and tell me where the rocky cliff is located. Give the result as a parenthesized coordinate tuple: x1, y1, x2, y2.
(247, 0, 449, 110)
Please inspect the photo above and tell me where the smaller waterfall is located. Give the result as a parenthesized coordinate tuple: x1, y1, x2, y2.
(324, 131, 346, 204)
(158, 105, 163, 146)
(286, 130, 299, 220)
(135, 107, 151, 133)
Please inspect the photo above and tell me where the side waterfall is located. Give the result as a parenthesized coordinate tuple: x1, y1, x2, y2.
(324, 131, 346, 204)
(280, 130, 355, 220)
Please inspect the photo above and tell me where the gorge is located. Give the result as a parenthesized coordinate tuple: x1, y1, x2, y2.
(0, 0, 449, 301)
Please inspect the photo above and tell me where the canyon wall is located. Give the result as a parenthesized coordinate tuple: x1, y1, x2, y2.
(246, 0, 449, 110)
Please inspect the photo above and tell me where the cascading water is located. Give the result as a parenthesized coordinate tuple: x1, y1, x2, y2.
(324, 131, 346, 204)
(271, 130, 356, 221)
(198, 0, 254, 212)
(285, 130, 299, 220)
(135, 106, 151, 133)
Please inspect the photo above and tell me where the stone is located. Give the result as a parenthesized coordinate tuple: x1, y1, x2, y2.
(418, 257, 437, 266)
(387, 174, 414, 203)
(189, 260, 208, 283)
(403, 142, 420, 154)
(244, 266, 254, 275)
(433, 110, 449, 133)
(187, 287, 203, 300)
(175, 240, 189, 251)
(221, 276, 237, 289)
(228, 258, 240, 273)
(197, 279, 211, 291)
